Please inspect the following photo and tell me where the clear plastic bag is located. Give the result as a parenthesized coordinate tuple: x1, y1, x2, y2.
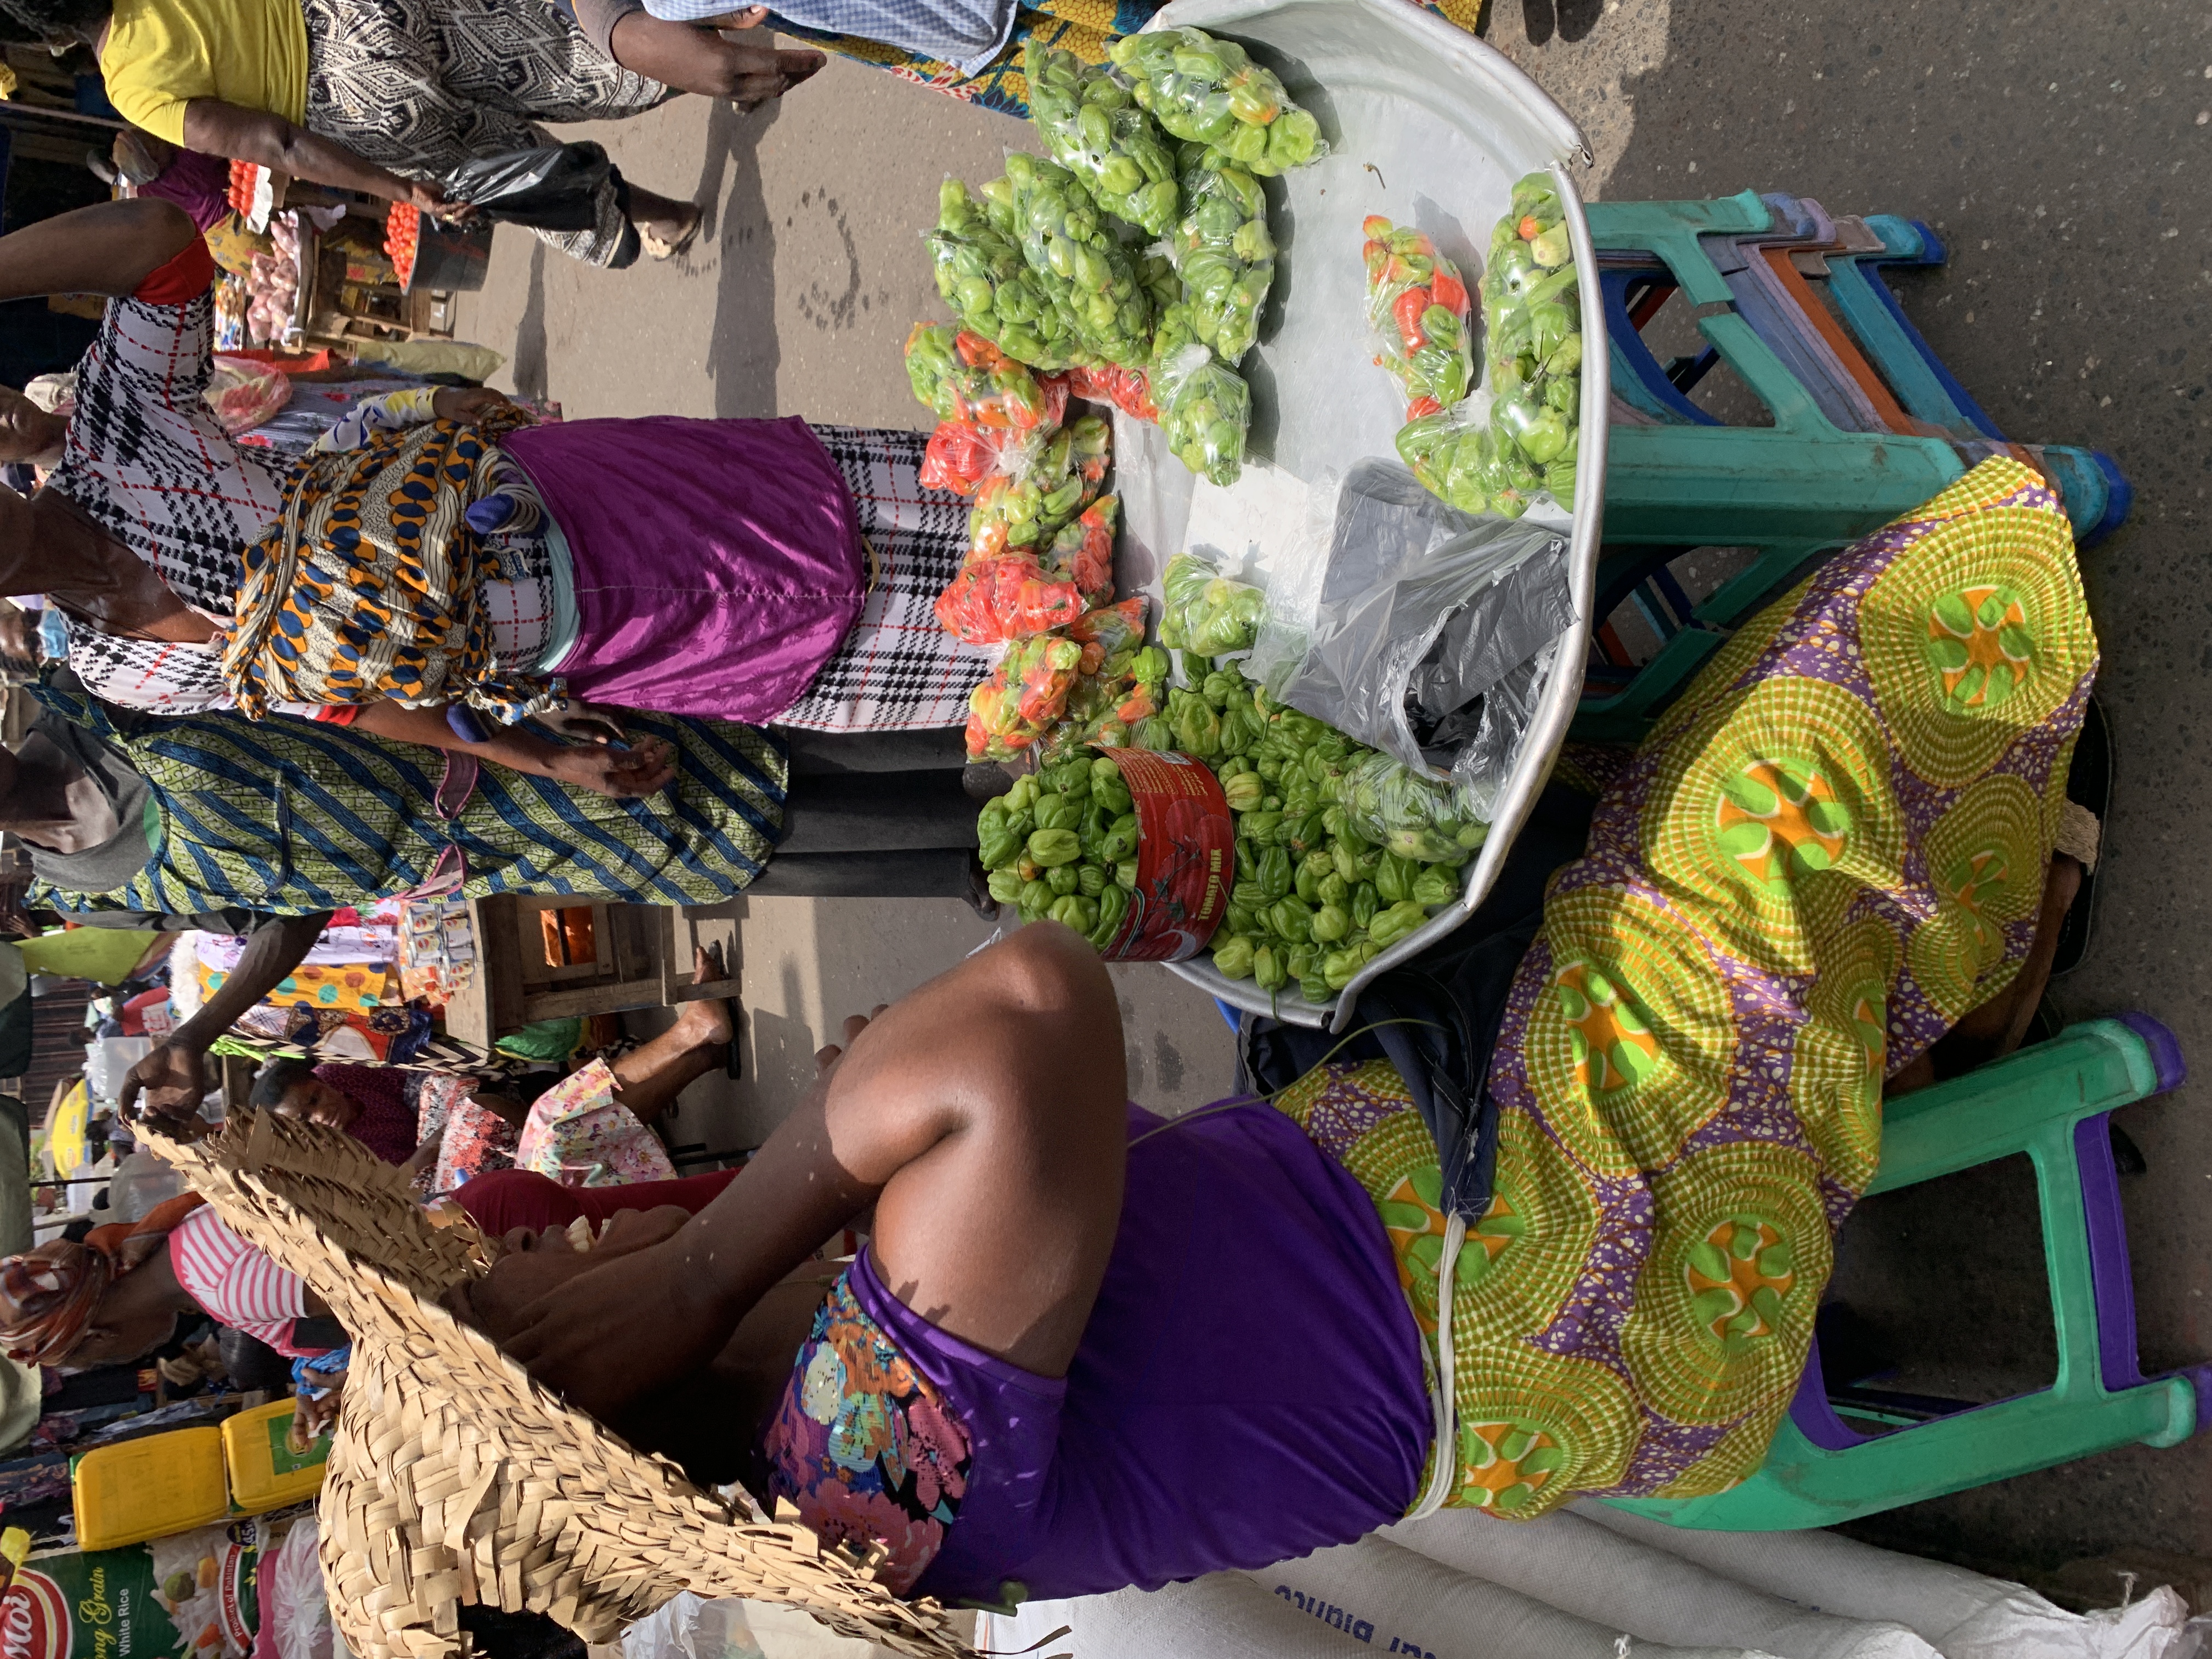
(933, 555, 1088, 643)
(966, 632, 1085, 759)
(1152, 341, 1250, 486)
(1340, 748, 1487, 864)
(902, 323, 1068, 431)
(1005, 151, 1153, 368)
(1274, 458, 1573, 789)
(1472, 172, 1583, 510)
(205, 354, 291, 433)
(1107, 26, 1328, 176)
(928, 178, 1087, 371)
(1026, 40, 1181, 236)
(1158, 547, 1265, 655)
(1167, 154, 1274, 362)
(1066, 359, 1159, 420)
(1362, 217, 1475, 416)
(1037, 493, 1120, 602)
(961, 413, 1110, 558)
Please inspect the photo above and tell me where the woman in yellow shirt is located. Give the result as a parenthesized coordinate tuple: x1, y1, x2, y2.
(0, 0, 818, 267)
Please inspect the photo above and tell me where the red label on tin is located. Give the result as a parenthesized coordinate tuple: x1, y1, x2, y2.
(1100, 748, 1234, 962)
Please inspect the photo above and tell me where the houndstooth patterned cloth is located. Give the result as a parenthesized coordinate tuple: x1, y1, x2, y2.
(300, 0, 675, 267)
(776, 425, 995, 732)
(52, 289, 286, 617)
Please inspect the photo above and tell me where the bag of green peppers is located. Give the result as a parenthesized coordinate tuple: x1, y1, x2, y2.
(928, 179, 1081, 373)
(1167, 156, 1274, 363)
(1474, 173, 1581, 506)
(1005, 151, 1154, 369)
(1395, 401, 1546, 520)
(1025, 41, 1181, 238)
(1340, 750, 1487, 865)
(1158, 549, 1265, 656)
(1107, 27, 1327, 177)
(1151, 342, 1250, 487)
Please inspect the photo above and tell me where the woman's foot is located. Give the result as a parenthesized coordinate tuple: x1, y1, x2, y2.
(668, 945, 737, 1055)
(632, 191, 704, 261)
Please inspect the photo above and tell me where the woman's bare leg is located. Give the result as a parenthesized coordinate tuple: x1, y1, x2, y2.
(606, 947, 735, 1125)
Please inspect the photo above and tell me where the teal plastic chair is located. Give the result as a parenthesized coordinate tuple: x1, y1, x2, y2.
(1605, 1015, 2205, 1530)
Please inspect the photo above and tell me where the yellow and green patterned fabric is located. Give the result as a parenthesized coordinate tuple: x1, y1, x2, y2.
(1278, 456, 2098, 1519)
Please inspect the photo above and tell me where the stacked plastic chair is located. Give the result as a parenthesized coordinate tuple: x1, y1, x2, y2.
(1576, 189, 2131, 741)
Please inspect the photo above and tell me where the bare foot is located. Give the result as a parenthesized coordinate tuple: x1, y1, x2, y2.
(706, 4, 769, 26)
(668, 945, 736, 1053)
(634, 195, 704, 261)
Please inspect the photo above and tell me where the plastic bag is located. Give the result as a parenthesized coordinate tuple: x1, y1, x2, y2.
(929, 178, 1087, 371)
(1005, 151, 1153, 368)
(1026, 40, 1180, 236)
(444, 142, 612, 230)
(1066, 360, 1160, 420)
(205, 354, 292, 433)
(1475, 172, 1583, 508)
(1039, 494, 1119, 602)
(933, 555, 1087, 642)
(966, 632, 1084, 759)
(918, 416, 1001, 495)
(1340, 749, 1487, 864)
(1273, 459, 1572, 787)
(902, 323, 1068, 431)
(1168, 153, 1274, 362)
(962, 414, 1110, 558)
(1362, 216, 1475, 416)
(1152, 341, 1250, 486)
(1158, 548, 1265, 655)
(256, 1517, 338, 1659)
(1398, 391, 1541, 520)
(1038, 606, 1165, 758)
(1108, 26, 1328, 176)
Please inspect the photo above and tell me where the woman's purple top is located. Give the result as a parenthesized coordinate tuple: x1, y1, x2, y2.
(860, 1101, 1431, 1604)
(503, 417, 864, 721)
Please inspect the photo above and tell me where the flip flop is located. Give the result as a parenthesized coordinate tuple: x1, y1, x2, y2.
(2050, 693, 2110, 976)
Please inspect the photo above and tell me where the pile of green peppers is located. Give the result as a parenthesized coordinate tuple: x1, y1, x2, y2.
(1396, 174, 1582, 518)
(1152, 342, 1251, 487)
(1107, 27, 1326, 177)
(1006, 152, 1154, 369)
(1026, 41, 1181, 238)
(979, 756, 1144, 947)
(1169, 150, 1274, 363)
(1157, 550, 1265, 655)
(1176, 662, 1474, 1001)
(928, 178, 1090, 371)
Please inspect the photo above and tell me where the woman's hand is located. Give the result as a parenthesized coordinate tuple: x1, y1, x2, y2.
(448, 1208, 715, 1418)
(407, 179, 481, 224)
(545, 737, 678, 799)
(119, 1040, 211, 1124)
(537, 699, 629, 747)
(429, 386, 517, 425)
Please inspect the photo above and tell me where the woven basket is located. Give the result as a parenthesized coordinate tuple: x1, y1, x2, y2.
(139, 1111, 973, 1659)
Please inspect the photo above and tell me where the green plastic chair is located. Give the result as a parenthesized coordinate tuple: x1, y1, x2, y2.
(1605, 1015, 2205, 1530)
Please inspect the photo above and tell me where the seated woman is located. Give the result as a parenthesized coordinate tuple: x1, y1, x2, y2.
(457, 458, 2101, 1598)
(0, 199, 991, 780)
(256, 946, 746, 1192)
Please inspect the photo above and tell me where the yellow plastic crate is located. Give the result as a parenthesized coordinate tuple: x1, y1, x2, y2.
(221, 1400, 331, 1513)
(72, 1428, 227, 1550)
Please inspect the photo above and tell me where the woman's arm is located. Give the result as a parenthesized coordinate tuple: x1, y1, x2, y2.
(119, 911, 334, 1121)
(0, 198, 195, 303)
(458, 923, 1130, 1418)
(180, 99, 462, 213)
(348, 700, 677, 798)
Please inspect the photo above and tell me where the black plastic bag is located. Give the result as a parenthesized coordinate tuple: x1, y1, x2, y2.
(445, 143, 614, 231)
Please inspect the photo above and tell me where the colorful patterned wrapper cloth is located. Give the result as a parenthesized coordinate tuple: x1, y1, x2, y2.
(514, 1060, 677, 1188)
(1279, 456, 2100, 1519)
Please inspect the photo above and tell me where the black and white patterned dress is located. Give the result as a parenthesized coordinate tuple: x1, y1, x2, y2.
(776, 426, 995, 732)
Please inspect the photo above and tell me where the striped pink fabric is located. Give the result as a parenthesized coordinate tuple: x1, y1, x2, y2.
(167, 1205, 311, 1353)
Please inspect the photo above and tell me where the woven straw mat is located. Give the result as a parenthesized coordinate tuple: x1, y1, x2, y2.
(138, 1110, 974, 1659)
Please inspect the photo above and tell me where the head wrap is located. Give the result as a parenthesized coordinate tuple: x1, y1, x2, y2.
(0, 1193, 205, 1365)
